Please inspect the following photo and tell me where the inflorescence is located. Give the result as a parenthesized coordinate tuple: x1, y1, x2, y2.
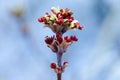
(38, 7, 83, 34)
(38, 7, 83, 78)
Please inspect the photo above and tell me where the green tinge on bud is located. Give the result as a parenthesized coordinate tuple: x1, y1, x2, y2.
(63, 62, 68, 67)
(50, 14, 57, 21)
(51, 7, 60, 13)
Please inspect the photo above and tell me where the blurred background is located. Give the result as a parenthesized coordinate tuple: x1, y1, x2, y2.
(0, 0, 120, 80)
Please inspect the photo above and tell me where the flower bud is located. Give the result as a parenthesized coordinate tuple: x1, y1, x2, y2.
(56, 33, 63, 43)
(64, 36, 71, 43)
(38, 17, 46, 22)
(50, 63, 57, 69)
(70, 36, 78, 41)
(63, 61, 68, 67)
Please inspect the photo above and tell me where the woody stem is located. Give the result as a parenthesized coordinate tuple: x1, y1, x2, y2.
(57, 73, 61, 80)
(57, 53, 62, 80)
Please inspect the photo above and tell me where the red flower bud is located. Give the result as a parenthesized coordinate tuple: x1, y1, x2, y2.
(56, 18, 64, 25)
(45, 36, 54, 44)
(62, 61, 68, 72)
(50, 63, 57, 69)
(78, 26, 83, 30)
(63, 61, 68, 66)
(64, 36, 71, 42)
(62, 13, 67, 19)
(38, 17, 46, 22)
(65, 8, 69, 13)
(70, 36, 78, 41)
(45, 12, 50, 17)
(45, 12, 49, 15)
(60, 9, 63, 13)
(69, 16, 74, 20)
(51, 9, 57, 15)
(56, 33, 63, 43)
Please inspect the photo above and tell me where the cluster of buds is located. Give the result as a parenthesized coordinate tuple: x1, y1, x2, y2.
(50, 62, 68, 74)
(45, 33, 78, 54)
(38, 7, 83, 80)
(38, 7, 83, 34)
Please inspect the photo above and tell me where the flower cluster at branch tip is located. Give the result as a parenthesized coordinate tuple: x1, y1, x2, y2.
(38, 7, 83, 75)
(38, 7, 83, 34)
(45, 33, 78, 53)
(50, 62, 68, 74)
